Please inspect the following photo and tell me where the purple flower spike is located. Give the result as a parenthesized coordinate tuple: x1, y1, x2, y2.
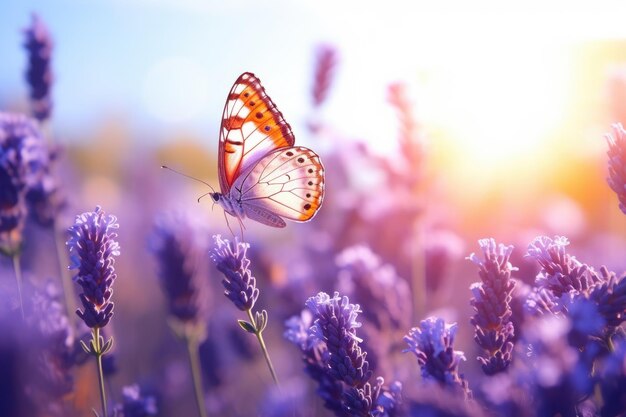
(336, 245, 412, 331)
(0, 112, 47, 253)
(210, 234, 258, 311)
(151, 212, 211, 324)
(311, 44, 338, 108)
(526, 236, 594, 297)
(284, 309, 346, 414)
(306, 291, 371, 388)
(404, 317, 470, 397)
(606, 123, 626, 214)
(468, 238, 517, 375)
(23, 14, 53, 122)
(67, 206, 120, 328)
(292, 292, 400, 416)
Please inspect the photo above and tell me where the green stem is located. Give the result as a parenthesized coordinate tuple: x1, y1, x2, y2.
(41, 122, 76, 331)
(246, 309, 280, 387)
(185, 333, 208, 417)
(12, 253, 24, 319)
(53, 219, 76, 330)
(607, 333, 616, 353)
(411, 222, 426, 323)
(94, 328, 108, 417)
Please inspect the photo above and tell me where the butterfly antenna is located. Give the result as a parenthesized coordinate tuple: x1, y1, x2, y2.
(197, 192, 212, 203)
(161, 165, 216, 193)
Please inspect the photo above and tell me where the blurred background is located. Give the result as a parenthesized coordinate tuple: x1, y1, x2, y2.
(3, 1, 626, 416)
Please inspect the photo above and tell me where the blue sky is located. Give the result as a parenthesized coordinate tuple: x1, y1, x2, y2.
(1, 0, 323, 141)
(2, 1, 626, 153)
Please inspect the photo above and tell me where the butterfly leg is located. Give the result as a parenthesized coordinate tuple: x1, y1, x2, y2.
(237, 216, 246, 243)
(223, 211, 237, 239)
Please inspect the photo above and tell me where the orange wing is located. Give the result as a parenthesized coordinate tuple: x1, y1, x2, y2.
(218, 72, 295, 194)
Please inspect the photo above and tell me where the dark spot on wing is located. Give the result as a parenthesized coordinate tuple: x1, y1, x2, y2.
(297, 157, 305, 163)
(308, 168, 313, 173)
(264, 126, 271, 131)
(308, 181, 313, 186)
(304, 203, 312, 210)
(286, 151, 294, 157)
(306, 193, 311, 198)
(255, 112, 263, 119)
(249, 101, 256, 106)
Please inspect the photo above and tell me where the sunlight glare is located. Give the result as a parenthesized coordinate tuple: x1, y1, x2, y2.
(422, 38, 571, 167)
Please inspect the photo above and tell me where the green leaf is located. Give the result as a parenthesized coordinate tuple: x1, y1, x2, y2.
(237, 320, 256, 334)
(89, 339, 98, 355)
(102, 337, 114, 355)
(79, 339, 91, 354)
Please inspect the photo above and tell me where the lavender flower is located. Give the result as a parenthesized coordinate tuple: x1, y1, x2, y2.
(311, 44, 338, 108)
(211, 235, 279, 386)
(525, 286, 559, 316)
(25, 144, 65, 227)
(337, 245, 411, 331)
(526, 236, 626, 340)
(468, 238, 516, 375)
(150, 211, 211, 324)
(0, 112, 47, 253)
(285, 309, 345, 414)
(210, 234, 258, 311)
(67, 206, 120, 328)
(21, 15, 65, 226)
(307, 292, 370, 388)
(387, 81, 426, 188)
(587, 266, 626, 332)
(23, 14, 53, 122)
(23, 282, 74, 415)
(526, 236, 595, 297)
(424, 229, 464, 293)
(285, 309, 314, 351)
(115, 385, 158, 417)
(303, 292, 401, 416)
(605, 123, 626, 214)
(404, 317, 470, 397)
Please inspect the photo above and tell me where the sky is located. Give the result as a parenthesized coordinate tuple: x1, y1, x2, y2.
(2, 0, 626, 160)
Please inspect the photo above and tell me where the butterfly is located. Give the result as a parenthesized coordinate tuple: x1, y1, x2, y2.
(209, 72, 325, 229)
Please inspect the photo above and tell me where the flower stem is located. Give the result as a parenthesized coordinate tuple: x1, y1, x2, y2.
(246, 309, 280, 387)
(11, 253, 25, 319)
(185, 333, 208, 417)
(53, 219, 76, 330)
(93, 327, 108, 417)
(41, 122, 76, 331)
(411, 222, 426, 322)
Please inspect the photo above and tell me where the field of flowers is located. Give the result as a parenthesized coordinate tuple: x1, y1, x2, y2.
(1, 8, 626, 417)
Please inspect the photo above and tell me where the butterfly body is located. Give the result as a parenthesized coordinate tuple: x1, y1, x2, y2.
(215, 72, 325, 228)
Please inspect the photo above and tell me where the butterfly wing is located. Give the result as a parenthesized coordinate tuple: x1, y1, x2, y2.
(218, 72, 295, 194)
(243, 204, 287, 228)
(232, 146, 325, 225)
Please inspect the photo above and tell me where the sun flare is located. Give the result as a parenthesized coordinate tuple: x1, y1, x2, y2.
(422, 40, 571, 168)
